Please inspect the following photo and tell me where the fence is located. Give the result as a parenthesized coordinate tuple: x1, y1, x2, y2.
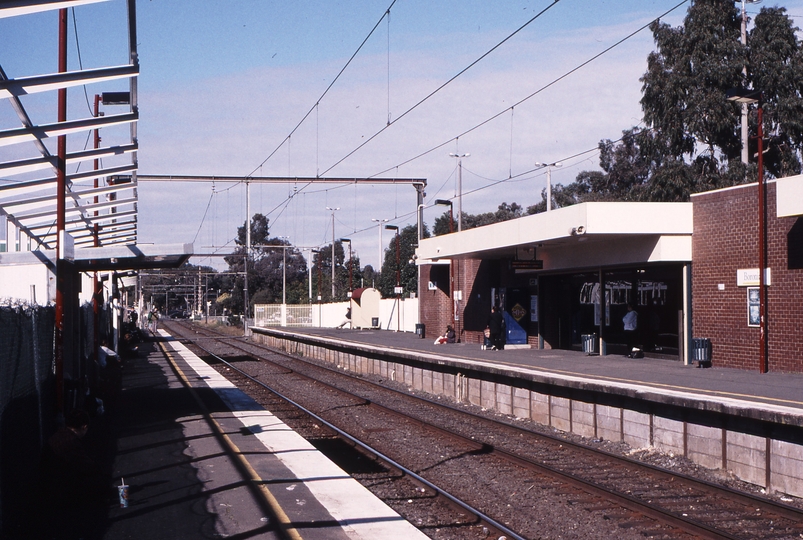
(253, 297, 419, 333)
(0, 299, 122, 537)
(254, 304, 313, 327)
(0, 304, 55, 537)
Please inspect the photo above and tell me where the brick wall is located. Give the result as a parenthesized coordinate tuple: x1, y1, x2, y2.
(419, 259, 488, 343)
(692, 182, 803, 373)
(419, 263, 452, 341)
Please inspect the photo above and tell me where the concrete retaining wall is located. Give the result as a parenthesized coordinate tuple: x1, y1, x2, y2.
(252, 329, 803, 499)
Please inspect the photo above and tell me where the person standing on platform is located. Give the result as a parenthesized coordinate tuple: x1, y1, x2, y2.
(149, 308, 159, 334)
(487, 306, 504, 351)
(337, 306, 352, 329)
(623, 303, 639, 357)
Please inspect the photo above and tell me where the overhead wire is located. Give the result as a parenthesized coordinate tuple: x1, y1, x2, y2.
(70, 7, 95, 176)
(364, 0, 690, 181)
(442, 124, 648, 205)
(261, 0, 565, 234)
(245, 0, 399, 180)
(238, 0, 689, 241)
(71, 8, 94, 116)
(319, 0, 563, 176)
(192, 189, 215, 245)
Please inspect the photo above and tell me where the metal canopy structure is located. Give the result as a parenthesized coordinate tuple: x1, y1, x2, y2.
(0, 242, 193, 272)
(137, 174, 427, 187)
(0, 0, 139, 253)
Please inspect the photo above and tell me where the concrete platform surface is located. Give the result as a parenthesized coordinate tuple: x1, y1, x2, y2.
(101, 330, 427, 540)
(262, 327, 803, 418)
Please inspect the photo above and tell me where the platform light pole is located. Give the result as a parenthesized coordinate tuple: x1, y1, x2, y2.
(449, 152, 469, 231)
(737, 0, 760, 165)
(371, 218, 389, 271)
(434, 199, 454, 234)
(278, 236, 290, 305)
(326, 207, 339, 299)
(307, 248, 316, 301)
(244, 180, 251, 336)
(55, 7, 68, 411)
(435, 199, 456, 330)
(385, 225, 400, 331)
(340, 238, 352, 296)
(535, 162, 562, 211)
(91, 91, 131, 370)
(312, 249, 322, 326)
(727, 87, 766, 373)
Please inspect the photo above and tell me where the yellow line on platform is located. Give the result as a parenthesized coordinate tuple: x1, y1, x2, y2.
(156, 340, 304, 540)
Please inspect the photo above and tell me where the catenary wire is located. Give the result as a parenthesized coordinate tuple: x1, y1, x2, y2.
(245, 0, 399, 180)
(319, 0, 563, 176)
(249, 2, 687, 242)
(364, 0, 689, 181)
(267, 0, 682, 225)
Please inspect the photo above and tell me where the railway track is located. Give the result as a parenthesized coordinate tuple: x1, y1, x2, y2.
(164, 321, 803, 539)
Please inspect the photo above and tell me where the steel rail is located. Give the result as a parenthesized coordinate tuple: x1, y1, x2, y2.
(181, 329, 736, 540)
(180, 328, 525, 540)
(174, 322, 803, 539)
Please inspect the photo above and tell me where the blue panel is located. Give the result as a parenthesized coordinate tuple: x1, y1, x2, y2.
(504, 311, 527, 345)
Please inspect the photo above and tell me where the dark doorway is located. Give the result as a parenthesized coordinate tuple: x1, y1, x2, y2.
(539, 265, 683, 357)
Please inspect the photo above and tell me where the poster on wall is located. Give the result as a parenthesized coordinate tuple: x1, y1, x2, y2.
(747, 287, 760, 327)
(530, 295, 538, 322)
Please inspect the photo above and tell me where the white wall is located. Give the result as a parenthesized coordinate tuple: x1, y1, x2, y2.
(266, 298, 420, 333)
(0, 263, 54, 304)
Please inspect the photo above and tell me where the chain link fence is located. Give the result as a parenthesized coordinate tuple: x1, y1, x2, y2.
(0, 303, 55, 537)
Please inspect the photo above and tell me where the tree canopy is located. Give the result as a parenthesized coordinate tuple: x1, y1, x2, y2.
(549, 0, 803, 206)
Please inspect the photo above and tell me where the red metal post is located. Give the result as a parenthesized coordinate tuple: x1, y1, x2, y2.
(55, 8, 68, 411)
(348, 242, 353, 294)
(448, 207, 455, 330)
(757, 104, 767, 373)
(392, 229, 400, 332)
(93, 94, 101, 369)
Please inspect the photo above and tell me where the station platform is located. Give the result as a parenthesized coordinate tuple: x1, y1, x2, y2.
(91, 330, 427, 540)
(248, 325, 803, 500)
(268, 326, 803, 419)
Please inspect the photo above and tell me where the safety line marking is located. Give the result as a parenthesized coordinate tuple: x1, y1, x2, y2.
(156, 340, 304, 540)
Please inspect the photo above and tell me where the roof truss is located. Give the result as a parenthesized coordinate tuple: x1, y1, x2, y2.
(0, 0, 139, 251)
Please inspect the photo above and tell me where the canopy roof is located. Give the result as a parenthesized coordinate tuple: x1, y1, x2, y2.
(417, 202, 694, 272)
(1, 0, 140, 252)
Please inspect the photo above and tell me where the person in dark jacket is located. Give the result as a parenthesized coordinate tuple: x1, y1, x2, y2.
(337, 306, 352, 328)
(487, 306, 505, 350)
(434, 324, 456, 344)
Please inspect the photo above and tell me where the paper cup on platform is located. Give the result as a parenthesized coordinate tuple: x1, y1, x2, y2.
(118, 479, 129, 508)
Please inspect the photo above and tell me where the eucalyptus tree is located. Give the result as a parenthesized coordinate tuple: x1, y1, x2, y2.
(557, 0, 803, 204)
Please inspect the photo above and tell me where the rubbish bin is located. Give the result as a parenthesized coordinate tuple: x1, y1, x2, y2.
(692, 338, 711, 366)
(582, 334, 598, 355)
(415, 323, 425, 339)
(371, 317, 379, 328)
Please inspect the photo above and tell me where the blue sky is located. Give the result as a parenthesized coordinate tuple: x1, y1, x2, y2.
(3, 0, 803, 271)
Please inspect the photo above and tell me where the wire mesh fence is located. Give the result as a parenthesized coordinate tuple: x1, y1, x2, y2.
(254, 304, 314, 327)
(0, 303, 56, 536)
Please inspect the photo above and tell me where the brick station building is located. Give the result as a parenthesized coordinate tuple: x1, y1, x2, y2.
(415, 175, 803, 373)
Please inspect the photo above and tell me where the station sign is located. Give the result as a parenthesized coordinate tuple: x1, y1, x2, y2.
(736, 268, 771, 287)
(511, 260, 543, 270)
